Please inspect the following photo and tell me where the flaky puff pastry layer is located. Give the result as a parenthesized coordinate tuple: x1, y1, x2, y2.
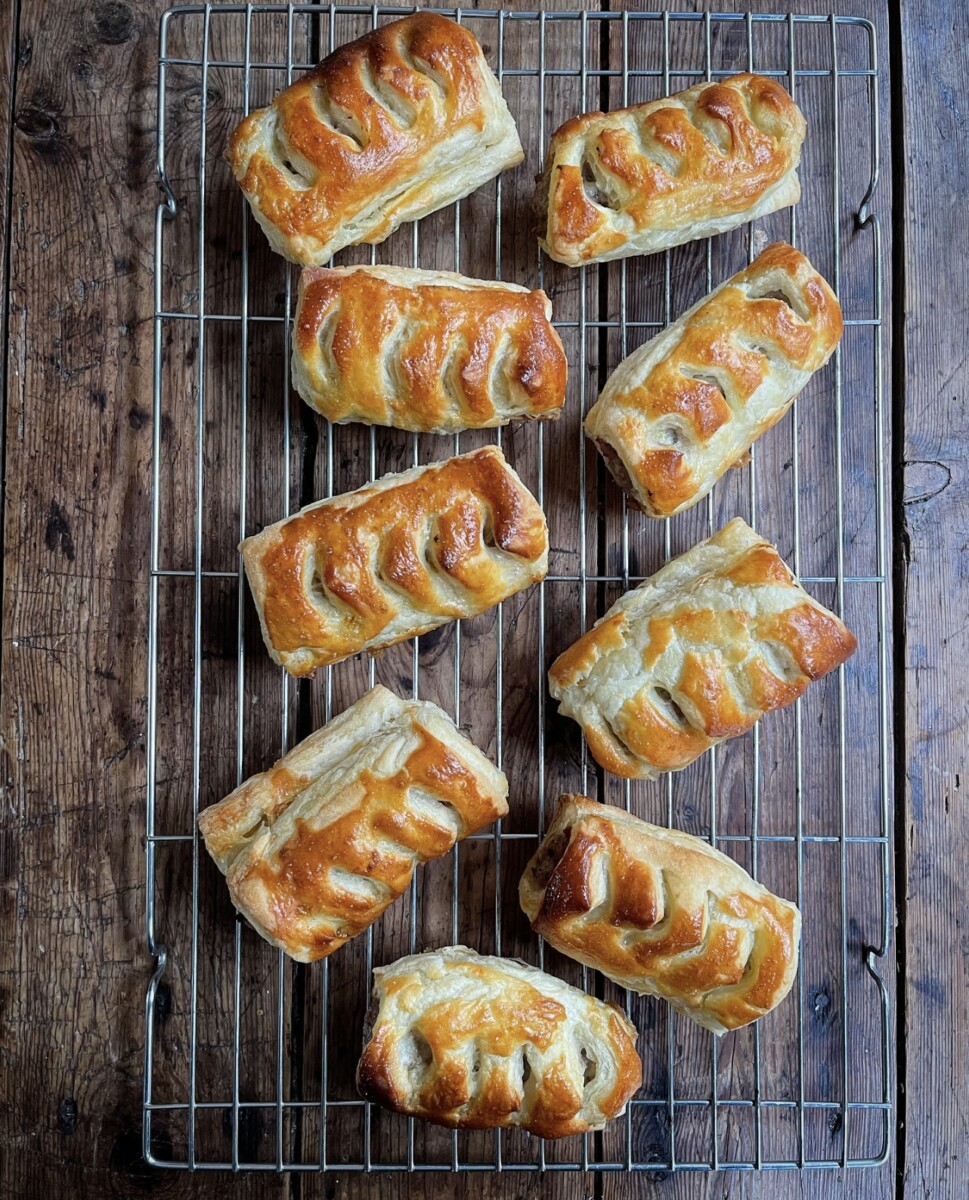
(241, 446, 548, 676)
(198, 687, 508, 962)
(227, 13, 523, 265)
(537, 73, 805, 266)
(548, 518, 856, 779)
(292, 265, 567, 433)
(520, 796, 801, 1035)
(356, 946, 641, 1138)
(585, 243, 842, 518)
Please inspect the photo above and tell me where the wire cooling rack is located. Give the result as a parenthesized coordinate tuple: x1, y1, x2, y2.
(145, 3, 892, 1174)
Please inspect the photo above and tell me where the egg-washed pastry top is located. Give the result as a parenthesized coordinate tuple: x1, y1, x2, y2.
(198, 686, 508, 962)
(228, 13, 523, 264)
(520, 794, 801, 1034)
(356, 945, 642, 1138)
(548, 518, 857, 779)
(292, 264, 567, 433)
(537, 73, 805, 266)
(585, 243, 843, 518)
(241, 446, 549, 676)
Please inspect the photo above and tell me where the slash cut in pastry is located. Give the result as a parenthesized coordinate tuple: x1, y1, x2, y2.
(537, 73, 805, 266)
(356, 946, 642, 1137)
(241, 446, 549, 676)
(292, 265, 567, 433)
(520, 795, 801, 1034)
(548, 518, 856, 779)
(198, 686, 508, 962)
(228, 13, 523, 264)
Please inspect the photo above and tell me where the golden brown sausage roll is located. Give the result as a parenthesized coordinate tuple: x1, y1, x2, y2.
(548, 518, 856, 779)
(585, 243, 843, 518)
(241, 446, 549, 676)
(292, 265, 567, 433)
(356, 946, 642, 1138)
(537, 74, 805, 266)
(520, 796, 801, 1034)
(227, 13, 523, 265)
(198, 686, 508, 962)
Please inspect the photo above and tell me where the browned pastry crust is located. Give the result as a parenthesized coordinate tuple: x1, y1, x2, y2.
(548, 518, 857, 779)
(198, 686, 508, 962)
(356, 946, 642, 1137)
(227, 13, 523, 264)
(520, 795, 801, 1034)
(292, 265, 567, 432)
(537, 73, 806, 265)
(585, 243, 843, 518)
(241, 446, 549, 676)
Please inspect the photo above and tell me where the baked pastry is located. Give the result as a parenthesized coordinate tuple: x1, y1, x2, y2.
(292, 265, 567, 433)
(536, 73, 805, 265)
(520, 795, 801, 1035)
(585, 243, 843, 518)
(241, 446, 548, 676)
(198, 686, 508, 962)
(548, 518, 856, 779)
(356, 946, 641, 1137)
(227, 13, 523, 265)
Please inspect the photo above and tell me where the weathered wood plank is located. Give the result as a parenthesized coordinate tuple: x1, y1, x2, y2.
(0, 0, 287, 1194)
(898, 3, 969, 1198)
(0, 0, 19, 492)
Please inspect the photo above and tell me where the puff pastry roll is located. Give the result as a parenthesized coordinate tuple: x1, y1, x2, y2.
(520, 796, 801, 1034)
(227, 14, 523, 265)
(548, 518, 856, 779)
(292, 265, 567, 433)
(585, 243, 842, 518)
(241, 446, 548, 675)
(198, 686, 508, 962)
(356, 946, 641, 1137)
(537, 74, 805, 266)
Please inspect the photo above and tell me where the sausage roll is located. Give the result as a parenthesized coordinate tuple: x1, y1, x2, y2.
(520, 796, 801, 1035)
(198, 686, 508, 962)
(356, 946, 642, 1137)
(227, 13, 523, 265)
(241, 446, 548, 676)
(292, 264, 567, 433)
(548, 518, 856, 779)
(537, 74, 805, 266)
(585, 243, 843, 518)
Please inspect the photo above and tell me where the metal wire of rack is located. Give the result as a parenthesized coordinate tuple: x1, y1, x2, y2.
(145, 4, 892, 1174)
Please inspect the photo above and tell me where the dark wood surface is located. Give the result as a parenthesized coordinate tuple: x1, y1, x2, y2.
(896, 3, 969, 1198)
(0, 0, 953, 1196)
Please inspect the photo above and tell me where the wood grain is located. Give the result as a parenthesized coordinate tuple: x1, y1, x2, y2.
(898, 2, 969, 1198)
(0, 0, 907, 1198)
(0, 0, 279, 1195)
(0, 0, 17, 491)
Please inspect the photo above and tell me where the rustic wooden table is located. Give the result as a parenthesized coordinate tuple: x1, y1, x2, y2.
(0, 0, 959, 1196)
